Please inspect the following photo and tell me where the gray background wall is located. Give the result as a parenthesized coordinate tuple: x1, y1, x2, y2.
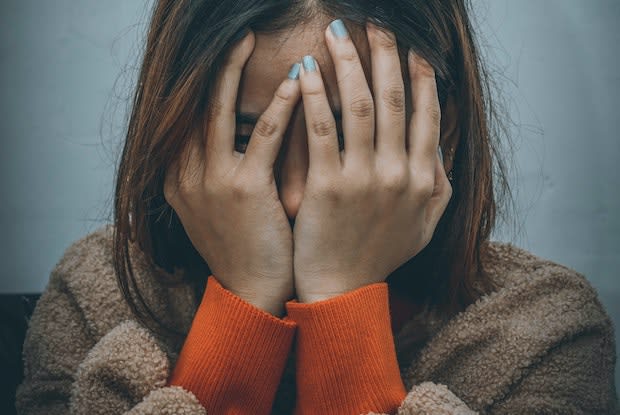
(1, 0, 618, 391)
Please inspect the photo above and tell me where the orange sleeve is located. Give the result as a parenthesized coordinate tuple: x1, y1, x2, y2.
(167, 275, 297, 415)
(286, 283, 407, 415)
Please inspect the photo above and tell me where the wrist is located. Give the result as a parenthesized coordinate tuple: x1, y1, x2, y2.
(229, 289, 289, 317)
(249, 297, 286, 317)
(296, 290, 348, 304)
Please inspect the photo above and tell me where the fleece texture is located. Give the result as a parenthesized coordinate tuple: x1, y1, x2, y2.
(15, 224, 619, 414)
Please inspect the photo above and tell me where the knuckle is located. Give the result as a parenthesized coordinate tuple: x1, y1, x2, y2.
(381, 164, 409, 192)
(304, 83, 325, 98)
(254, 114, 278, 138)
(350, 96, 374, 120)
(372, 29, 398, 51)
(311, 117, 336, 138)
(274, 83, 294, 103)
(338, 48, 359, 63)
(413, 172, 435, 198)
(425, 102, 441, 124)
(382, 85, 405, 114)
(230, 176, 256, 199)
(314, 178, 342, 201)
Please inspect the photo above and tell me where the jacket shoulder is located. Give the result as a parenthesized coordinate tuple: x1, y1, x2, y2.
(482, 241, 602, 296)
(407, 241, 617, 411)
(47, 224, 198, 343)
(478, 240, 614, 338)
(18, 224, 206, 414)
(45, 224, 133, 337)
(51, 224, 115, 278)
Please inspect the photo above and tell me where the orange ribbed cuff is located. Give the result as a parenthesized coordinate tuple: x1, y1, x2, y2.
(168, 275, 297, 415)
(286, 283, 407, 415)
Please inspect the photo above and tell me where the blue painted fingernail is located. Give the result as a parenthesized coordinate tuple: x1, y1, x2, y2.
(288, 62, 301, 80)
(302, 55, 316, 72)
(329, 19, 348, 39)
(438, 145, 444, 164)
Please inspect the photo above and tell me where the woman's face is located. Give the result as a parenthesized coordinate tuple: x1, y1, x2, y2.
(235, 17, 451, 224)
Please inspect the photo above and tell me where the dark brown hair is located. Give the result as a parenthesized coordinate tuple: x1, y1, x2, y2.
(112, 0, 516, 338)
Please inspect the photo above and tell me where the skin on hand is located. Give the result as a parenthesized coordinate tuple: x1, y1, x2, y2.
(166, 17, 455, 313)
(291, 21, 453, 303)
(163, 31, 304, 317)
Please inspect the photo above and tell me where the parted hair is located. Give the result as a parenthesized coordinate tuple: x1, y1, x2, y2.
(112, 0, 516, 338)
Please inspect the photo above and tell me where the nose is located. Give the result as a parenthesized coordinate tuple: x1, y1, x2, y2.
(275, 125, 309, 223)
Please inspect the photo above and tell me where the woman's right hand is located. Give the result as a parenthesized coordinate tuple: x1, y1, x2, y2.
(163, 31, 301, 317)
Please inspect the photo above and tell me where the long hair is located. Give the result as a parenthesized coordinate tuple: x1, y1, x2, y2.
(112, 0, 515, 338)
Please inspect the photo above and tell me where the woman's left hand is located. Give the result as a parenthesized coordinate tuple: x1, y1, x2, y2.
(293, 21, 453, 303)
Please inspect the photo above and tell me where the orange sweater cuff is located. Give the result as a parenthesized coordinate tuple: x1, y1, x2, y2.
(168, 275, 297, 414)
(286, 283, 407, 415)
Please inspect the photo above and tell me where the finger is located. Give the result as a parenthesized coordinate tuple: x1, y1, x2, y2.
(204, 30, 255, 168)
(407, 51, 441, 177)
(243, 65, 302, 174)
(325, 19, 375, 167)
(425, 148, 453, 229)
(299, 55, 341, 176)
(366, 22, 406, 157)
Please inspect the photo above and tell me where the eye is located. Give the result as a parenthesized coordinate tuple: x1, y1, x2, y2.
(235, 131, 344, 154)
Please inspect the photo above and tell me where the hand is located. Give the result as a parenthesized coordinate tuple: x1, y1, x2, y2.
(163, 31, 301, 316)
(293, 21, 453, 303)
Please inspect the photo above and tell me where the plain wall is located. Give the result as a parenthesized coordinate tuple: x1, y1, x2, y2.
(1, 0, 618, 390)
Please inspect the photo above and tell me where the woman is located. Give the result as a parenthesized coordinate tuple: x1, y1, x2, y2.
(16, 0, 618, 414)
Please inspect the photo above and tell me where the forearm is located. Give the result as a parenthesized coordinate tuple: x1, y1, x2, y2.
(286, 282, 407, 415)
(168, 275, 297, 414)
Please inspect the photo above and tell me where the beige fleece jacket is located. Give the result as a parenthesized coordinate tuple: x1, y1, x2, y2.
(15, 224, 619, 414)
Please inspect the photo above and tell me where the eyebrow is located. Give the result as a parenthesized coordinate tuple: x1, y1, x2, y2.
(236, 109, 342, 124)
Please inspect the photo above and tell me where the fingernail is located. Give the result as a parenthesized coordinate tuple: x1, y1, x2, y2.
(302, 55, 316, 72)
(288, 62, 301, 80)
(329, 19, 348, 39)
(438, 145, 444, 164)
